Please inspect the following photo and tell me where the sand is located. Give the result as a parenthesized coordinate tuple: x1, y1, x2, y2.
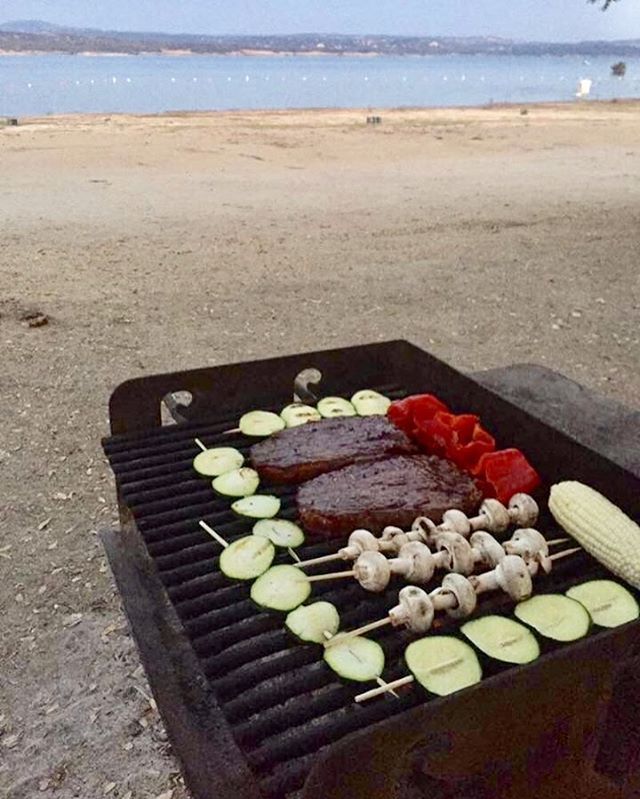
(1, 101, 639, 799)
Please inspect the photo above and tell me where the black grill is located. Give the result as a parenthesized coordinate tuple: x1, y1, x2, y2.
(101, 341, 640, 799)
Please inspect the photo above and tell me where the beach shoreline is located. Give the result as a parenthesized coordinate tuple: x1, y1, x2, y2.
(1, 99, 639, 799)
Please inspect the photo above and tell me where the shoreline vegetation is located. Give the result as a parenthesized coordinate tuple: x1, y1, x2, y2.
(0, 23, 639, 58)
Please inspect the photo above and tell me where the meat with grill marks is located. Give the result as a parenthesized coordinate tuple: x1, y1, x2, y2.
(297, 454, 483, 538)
(250, 415, 418, 484)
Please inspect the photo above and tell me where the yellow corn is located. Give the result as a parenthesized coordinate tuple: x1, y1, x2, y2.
(549, 481, 640, 590)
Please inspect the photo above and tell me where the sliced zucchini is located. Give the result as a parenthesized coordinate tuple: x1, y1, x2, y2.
(193, 447, 244, 477)
(219, 535, 275, 581)
(239, 410, 285, 437)
(405, 636, 482, 696)
(286, 602, 340, 644)
(514, 594, 590, 642)
(232, 495, 281, 519)
(251, 564, 310, 611)
(462, 616, 540, 665)
(351, 389, 391, 417)
(323, 636, 385, 682)
(566, 580, 640, 628)
(253, 518, 305, 548)
(280, 403, 322, 428)
(212, 467, 260, 498)
(317, 397, 357, 418)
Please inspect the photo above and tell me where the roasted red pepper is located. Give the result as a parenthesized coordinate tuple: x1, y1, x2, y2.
(387, 394, 449, 435)
(473, 448, 541, 504)
(413, 413, 456, 456)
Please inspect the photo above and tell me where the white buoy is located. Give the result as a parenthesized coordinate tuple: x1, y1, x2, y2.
(576, 78, 592, 98)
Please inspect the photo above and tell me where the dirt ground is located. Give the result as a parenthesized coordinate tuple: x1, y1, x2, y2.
(1, 102, 639, 799)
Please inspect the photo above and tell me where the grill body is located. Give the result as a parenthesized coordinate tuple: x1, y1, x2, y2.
(102, 341, 640, 799)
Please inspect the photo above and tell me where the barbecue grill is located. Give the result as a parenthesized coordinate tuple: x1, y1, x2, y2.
(101, 340, 640, 799)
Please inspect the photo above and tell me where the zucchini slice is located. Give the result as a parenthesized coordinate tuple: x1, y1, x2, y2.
(253, 518, 305, 548)
(323, 636, 385, 682)
(219, 535, 275, 581)
(232, 495, 281, 519)
(317, 397, 357, 418)
(461, 616, 540, 665)
(239, 410, 285, 437)
(351, 389, 391, 417)
(280, 403, 322, 428)
(514, 594, 590, 641)
(251, 564, 311, 611)
(212, 467, 260, 498)
(286, 602, 340, 644)
(405, 636, 482, 696)
(193, 447, 244, 477)
(566, 580, 640, 628)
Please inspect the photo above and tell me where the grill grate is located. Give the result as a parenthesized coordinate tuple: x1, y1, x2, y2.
(103, 381, 619, 798)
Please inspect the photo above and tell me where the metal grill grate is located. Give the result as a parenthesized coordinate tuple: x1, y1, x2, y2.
(104, 385, 617, 798)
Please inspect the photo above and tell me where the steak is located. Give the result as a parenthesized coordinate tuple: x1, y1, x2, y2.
(297, 454, 483, 538)
(250, 415, 418, 484)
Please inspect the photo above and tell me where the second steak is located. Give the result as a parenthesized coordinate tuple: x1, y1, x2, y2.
(297, 454, 483, 537)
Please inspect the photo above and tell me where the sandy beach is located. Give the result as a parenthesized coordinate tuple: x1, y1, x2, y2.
(1, 101, 639, 798)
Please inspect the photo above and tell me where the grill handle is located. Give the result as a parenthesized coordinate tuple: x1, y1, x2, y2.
(294, 368, 323, 404)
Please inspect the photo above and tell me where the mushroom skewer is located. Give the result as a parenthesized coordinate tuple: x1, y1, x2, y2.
(306, 526, 568, 593)
(324, 542, 579, 648)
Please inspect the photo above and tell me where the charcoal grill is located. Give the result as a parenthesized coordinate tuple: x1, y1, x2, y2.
(101, 340, 640, 799)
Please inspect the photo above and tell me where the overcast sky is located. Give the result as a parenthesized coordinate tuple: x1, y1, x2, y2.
(1, 0, 639, 41)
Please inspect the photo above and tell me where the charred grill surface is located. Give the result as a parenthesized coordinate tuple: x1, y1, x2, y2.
(250, 415, 417, 484)
(297, 454, 483, 537)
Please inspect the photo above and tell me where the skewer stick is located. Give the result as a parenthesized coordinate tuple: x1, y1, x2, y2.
(194, 438, 207, 452)
(305, 570, 356, 583)
(549, 547, 582, 562)
(546, 537, 571, 547)
(297, 552, 343, 568)
(355, 675, 414, 703)
(288, 547, 301, 563)
(199, 520, 229, 549)
(223, 427, 241, 435)
(324, 617, 392, 648)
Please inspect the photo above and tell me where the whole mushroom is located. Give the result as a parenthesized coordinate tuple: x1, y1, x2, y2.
(389, 585, 435, 633)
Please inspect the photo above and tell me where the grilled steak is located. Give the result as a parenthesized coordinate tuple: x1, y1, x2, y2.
(297, 454, 483, 538)
(250, 415, 418, 484)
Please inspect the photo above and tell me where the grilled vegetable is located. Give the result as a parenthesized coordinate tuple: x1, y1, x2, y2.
(405, 636, 482, 696)
(514, 594, 590, 641)
(219, 535, 275, 580)
(549, 481, 640, 589)
(317, 397, 357, 418)
(193, 447, 244, 477)
(253, 518, 305, 548)
(239, 411, 285, 437)
(280, 403, 322, 427)
(461, 616, 540, 664)
(232, 494, 281, 519)
(566, 580, 640, 628)
(212, 467, 260, 498)
(286, 602, 340, 643)
(351, 390, 391, 417)
(251, 564, 310, 611)
(323, 636, 385, 682)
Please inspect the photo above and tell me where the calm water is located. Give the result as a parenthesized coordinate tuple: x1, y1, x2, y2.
(1, 53, 639, 116)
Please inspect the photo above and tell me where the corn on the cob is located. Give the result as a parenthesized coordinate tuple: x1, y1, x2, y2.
(548, 481, 640, 590)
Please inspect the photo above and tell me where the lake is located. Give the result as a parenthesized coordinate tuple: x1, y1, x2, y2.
(1, 53, 638, 117)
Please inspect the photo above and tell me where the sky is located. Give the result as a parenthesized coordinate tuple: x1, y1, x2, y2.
(0, 0, 639, 41)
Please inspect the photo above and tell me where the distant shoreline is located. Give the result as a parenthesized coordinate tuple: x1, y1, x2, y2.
(0, 49, 382, 57)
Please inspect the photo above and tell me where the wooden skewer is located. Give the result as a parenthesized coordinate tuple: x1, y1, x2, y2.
(324, 617, 392, 648)
(297, 552, 343, 568)
(549, 547, 582, 562)
(305, 570, 355, 583)
(223, 427, 241, 435)
(546, 537, 571, 546)
(199, 520, 229, 549)
(355, 675, 414, 703)
(288, 547, 301, 563)
(194, 438, 208, 452)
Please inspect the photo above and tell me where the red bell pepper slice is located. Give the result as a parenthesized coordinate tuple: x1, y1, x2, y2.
(387, 394, 449, 434)
(473, 448, 541, 504)
(413, 413, 456, 456)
